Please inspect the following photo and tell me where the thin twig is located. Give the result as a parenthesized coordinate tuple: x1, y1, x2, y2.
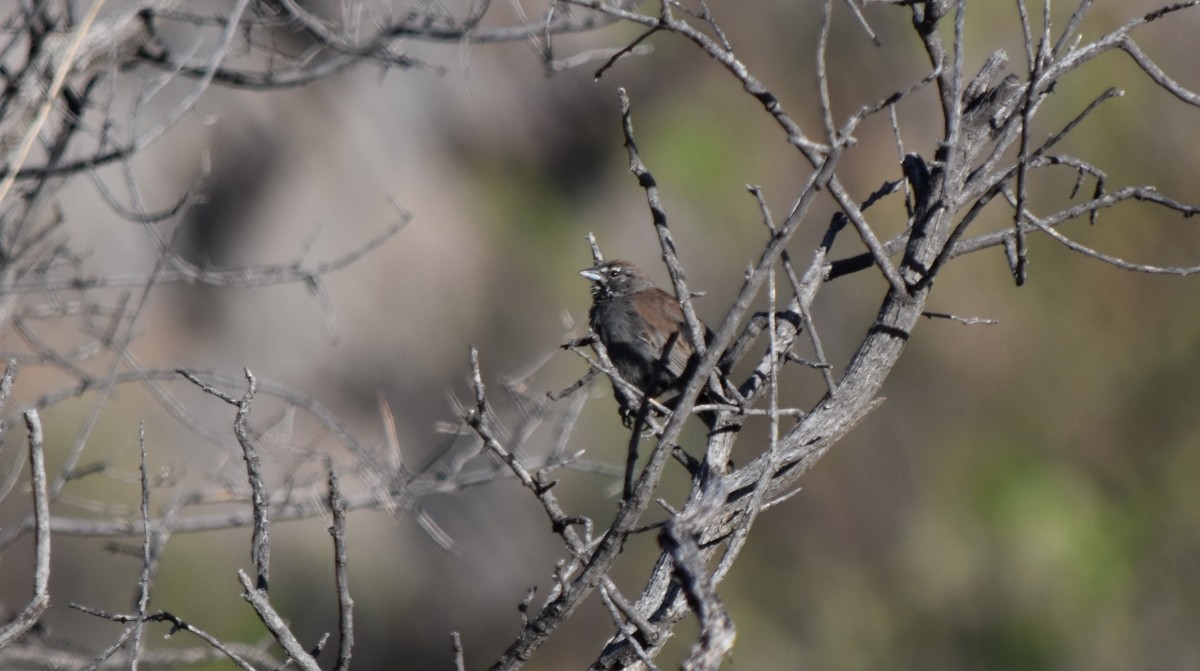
(130, 422, 152, 671)
(616, 88, 707, 357)
(921, 311, 999, 326)
(328, 464, 354, 671)
(69, 606, 262, 671)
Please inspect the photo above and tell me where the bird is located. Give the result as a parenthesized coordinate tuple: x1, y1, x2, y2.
(579, 260, 713, 421)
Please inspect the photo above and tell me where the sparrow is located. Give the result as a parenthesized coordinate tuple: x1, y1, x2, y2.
(579, 260, 712, 419)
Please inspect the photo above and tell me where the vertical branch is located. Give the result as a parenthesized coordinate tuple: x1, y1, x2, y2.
(1012, 0, 1051, 285)
(25, 410, 51, 602)
(817, 0, 837, 142)
(26, 411, 49, 598)
(939, 0, 967, 209)
(234, 369, 270, 590)
(0, 410, 51, 648)
(766, 267, 780, 467)
(660, 473, 733, 671)
(616, 88, 707, 357)
(328, 464, 355, 671)
(177, 368, 270, 589)
(178, 368, 322, 666)
(749, 186, 836, 394)
(711, 220, 785, 586)
(130, 422, 152, 671)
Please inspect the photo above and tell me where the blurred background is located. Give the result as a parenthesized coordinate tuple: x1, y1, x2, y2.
(2, 1, 1200, 669)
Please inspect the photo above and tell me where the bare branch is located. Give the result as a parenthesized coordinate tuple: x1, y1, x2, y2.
(0, 410, 51, 648)
(616, 88, 707, 358)
(238, 570, 321, 671)
(181, 368, 271, 590)
(660, 474, 733, 671)
(130, 422, 152, 671)
(69, 605, 262, 671)
(328, 465, 354, 671)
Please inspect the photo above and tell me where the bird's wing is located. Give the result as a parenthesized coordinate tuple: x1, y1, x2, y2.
(664, 332, 694, 378)
(637, 290, 696, 378)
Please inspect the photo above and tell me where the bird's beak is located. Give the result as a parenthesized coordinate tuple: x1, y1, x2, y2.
(579, 268, 603, 282)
